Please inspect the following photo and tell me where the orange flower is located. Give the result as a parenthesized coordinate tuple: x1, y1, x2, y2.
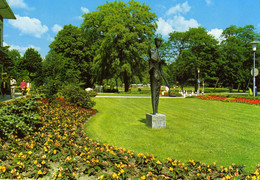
(0, 166, 6, 172)
(11, 168, 16, 174)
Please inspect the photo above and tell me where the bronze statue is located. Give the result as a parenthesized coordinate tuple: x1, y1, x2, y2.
(149, 38, 170, 115)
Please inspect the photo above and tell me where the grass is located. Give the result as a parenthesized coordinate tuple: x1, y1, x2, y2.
(85, 97, 260, 172)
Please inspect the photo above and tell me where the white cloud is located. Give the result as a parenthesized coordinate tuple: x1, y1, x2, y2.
(157, 1, 200, 36)
(7, 0, 27, 8)
(168, 16, 200, 32)
(7, 0, 33, 10)
(81, 7, 90, 14)
(157, 18, 174, 36)
(157, 16, 199, 36)
(52, 24, 63, 33)
(78, 7, 90, 20)
(166, 1, 191, 15)
(205, 0, 212, 5)
(208, 28, 224, 42)
(3, 42, 40, 54)
(8, 14, 48, 38)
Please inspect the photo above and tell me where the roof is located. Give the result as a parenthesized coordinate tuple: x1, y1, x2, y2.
(0, 0, 16, 19)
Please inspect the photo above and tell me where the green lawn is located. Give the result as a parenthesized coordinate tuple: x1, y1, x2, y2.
(85, 97, 260, 171)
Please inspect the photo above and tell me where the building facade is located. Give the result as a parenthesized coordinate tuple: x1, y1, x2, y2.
(0, 0, 16, 66)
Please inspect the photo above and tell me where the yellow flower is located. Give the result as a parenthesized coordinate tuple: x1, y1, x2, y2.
(254, 170, 259, 176)
(156, 160, 162, 165)
(120, 169, 124, 174)
(169, 167, 174, 171)
(0, 166, 6, 172)
(98, 175, 104, 180)
(197, 173, 201, 176)
(141, 175, 146, 180)
(167, 158, 172, 162)
(28, 151, 33, 155)
(112, 173, 118, 179)
(138, 153, 143, 157)
(41, 160, 46, 165)
(252, 176, 257, 180)
(54, 150, 57, 154)
(38, 170, 43, 175)
(33, 160, 38, 165)
(58, 172, 62, 178)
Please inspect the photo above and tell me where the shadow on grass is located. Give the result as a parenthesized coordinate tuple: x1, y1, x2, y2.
(139, 118, 146, 124)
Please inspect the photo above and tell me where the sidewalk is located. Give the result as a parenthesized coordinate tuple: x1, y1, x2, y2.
(0, 93, 22, 102)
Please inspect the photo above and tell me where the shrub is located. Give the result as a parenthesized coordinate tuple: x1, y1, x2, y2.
(0, 95, 42, 139)
(38, 79, 62, 100)
(169, 91, 183, 97)
(58, 84, 96, 109)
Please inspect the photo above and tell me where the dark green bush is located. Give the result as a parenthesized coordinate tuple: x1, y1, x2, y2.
(0, 95, 42, 139)
(58, 84, 96, 109)
(169, 91, 183, 97)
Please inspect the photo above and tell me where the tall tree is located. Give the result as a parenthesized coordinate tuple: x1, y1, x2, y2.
(49, 24, 94, 87)
(81, 0, 157, 92)
(219, 25, 260, 92)
(20, 48, 42, 81)
(168, 27, 219, 90)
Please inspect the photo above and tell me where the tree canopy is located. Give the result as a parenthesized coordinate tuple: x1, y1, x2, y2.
(81, 0, 157, 91)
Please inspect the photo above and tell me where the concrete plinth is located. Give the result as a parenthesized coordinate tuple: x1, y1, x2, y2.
(146, 113, 166, 129)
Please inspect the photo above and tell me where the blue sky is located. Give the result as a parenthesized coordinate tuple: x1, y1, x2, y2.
(3, 0, 260, 57)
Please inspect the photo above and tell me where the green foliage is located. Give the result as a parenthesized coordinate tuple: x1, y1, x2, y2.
(58, 84, 96, 109)
(218, 25, 259, 92)
(0, 96, 42, 139)
(81, 0, 157, 91)
(39, 79, 62, 101)
(167, 27, 219, 90)
(48, 25, 93, 87)
(21, 48, 43, 80)
(169, 90, 182, 97)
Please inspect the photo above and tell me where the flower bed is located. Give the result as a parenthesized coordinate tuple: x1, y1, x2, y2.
(197, 96, 260, 105)
(1, 98, 260, 179)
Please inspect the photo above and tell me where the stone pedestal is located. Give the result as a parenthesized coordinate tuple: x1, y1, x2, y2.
(146, 113, 166, 129)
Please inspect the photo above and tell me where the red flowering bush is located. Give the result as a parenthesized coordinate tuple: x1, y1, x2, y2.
(197, 96, 260, 105)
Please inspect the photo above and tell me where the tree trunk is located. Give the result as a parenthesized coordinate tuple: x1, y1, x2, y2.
(124, 71, 130, 92)
(237, 83, 241, 92)
(229, 84, 233, 93)
(214, 78, 219, 92)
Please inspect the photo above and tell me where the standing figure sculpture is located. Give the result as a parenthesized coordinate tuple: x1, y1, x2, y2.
(149, 38, 170, 115)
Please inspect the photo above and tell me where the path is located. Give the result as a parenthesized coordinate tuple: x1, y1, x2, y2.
(0, 93, 23, 102)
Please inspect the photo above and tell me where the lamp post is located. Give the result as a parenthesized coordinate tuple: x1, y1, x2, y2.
(250, 41, 259, 97)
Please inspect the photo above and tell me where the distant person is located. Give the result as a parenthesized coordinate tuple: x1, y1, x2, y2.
(1, 79, 8, 99)
(20, 79, 27, 95)
(10, 76, 17, 98)
(26, 80, 31, 94)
